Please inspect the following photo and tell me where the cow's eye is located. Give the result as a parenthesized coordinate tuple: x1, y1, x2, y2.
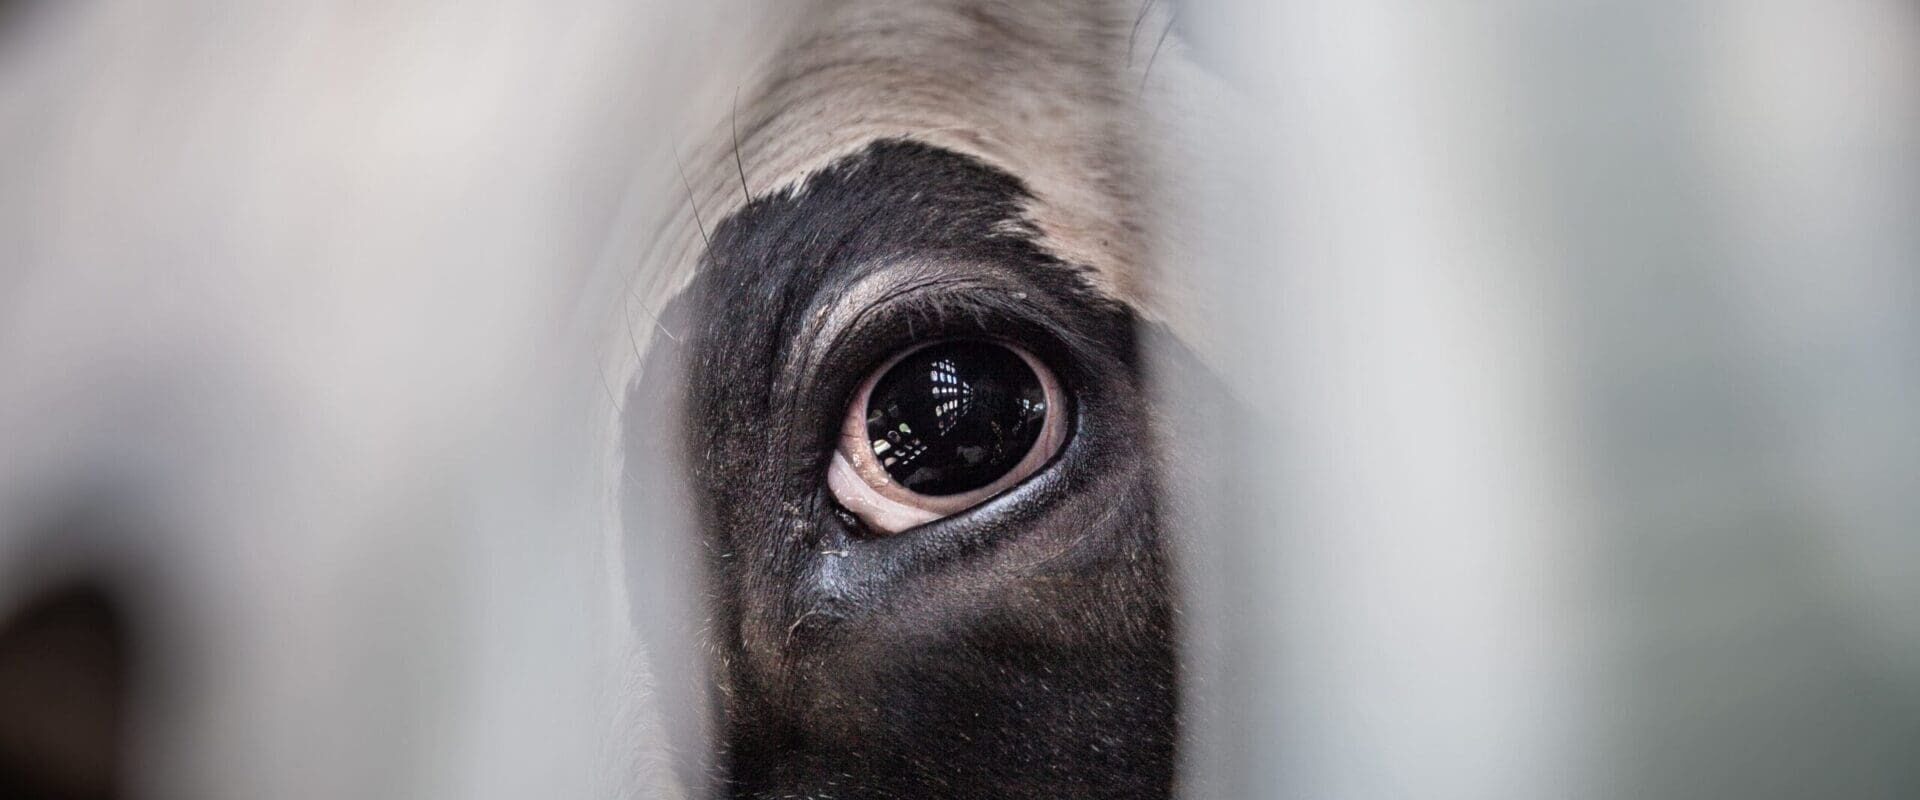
(827, 339, 1067, 534)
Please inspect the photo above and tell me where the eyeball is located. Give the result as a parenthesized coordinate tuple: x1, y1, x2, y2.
(828, 340, 1067, 534)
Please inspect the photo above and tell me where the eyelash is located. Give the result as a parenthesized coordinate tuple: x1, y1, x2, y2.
(801, 289, 1070, 452)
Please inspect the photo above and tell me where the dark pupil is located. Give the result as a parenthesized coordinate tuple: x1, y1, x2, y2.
(865, 341, 1048, 496)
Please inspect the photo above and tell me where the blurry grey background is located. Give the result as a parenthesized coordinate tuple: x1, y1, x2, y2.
(0, 1, 1915, 798)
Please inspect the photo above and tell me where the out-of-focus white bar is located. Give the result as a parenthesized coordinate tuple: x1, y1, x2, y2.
(1173, 1, 1918, 797)
(0, 2, 764, 798)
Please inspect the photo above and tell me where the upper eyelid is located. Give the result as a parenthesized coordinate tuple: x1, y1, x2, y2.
(778, 262, 1035, 397)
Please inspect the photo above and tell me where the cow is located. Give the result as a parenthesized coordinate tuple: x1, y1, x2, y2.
(608, 3, 1195, 797)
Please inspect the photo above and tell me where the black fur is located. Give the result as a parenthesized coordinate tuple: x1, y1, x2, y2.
(633, 140, 1175, 799)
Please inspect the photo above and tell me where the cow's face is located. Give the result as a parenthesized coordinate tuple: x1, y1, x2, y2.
(676, 140, 1173, 797)
(613, 4, 1188, 796)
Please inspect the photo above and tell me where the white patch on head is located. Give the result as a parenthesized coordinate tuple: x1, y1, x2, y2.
(631, 0, 1199, 341)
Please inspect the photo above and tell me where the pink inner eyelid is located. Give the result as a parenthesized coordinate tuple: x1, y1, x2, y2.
(827, 340, 1065, 535)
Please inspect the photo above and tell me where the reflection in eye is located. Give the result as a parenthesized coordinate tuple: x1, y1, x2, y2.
(864, 342, 1047, 495)
(829, 340, 1066, 535)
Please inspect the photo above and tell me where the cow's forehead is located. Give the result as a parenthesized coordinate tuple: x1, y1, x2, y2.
(636, 1, 1183, 332)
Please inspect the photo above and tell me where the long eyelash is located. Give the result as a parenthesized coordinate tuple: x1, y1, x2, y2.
(912, 285, 1112, 363)
(799, 275, 998, 380)
(808, 281, 1107, 417)
(1139, 11, 1176, 95)
(597, 363, 622, 412)
(732, 86, 752, 202)
(1127, 0, 1157, 66)
(672, 140, 712, 249)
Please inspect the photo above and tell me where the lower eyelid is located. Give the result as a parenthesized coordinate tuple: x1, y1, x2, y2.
(827, 451, 941, 533)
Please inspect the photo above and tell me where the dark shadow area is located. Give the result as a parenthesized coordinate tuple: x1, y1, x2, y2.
(0, 582, 133, 800)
